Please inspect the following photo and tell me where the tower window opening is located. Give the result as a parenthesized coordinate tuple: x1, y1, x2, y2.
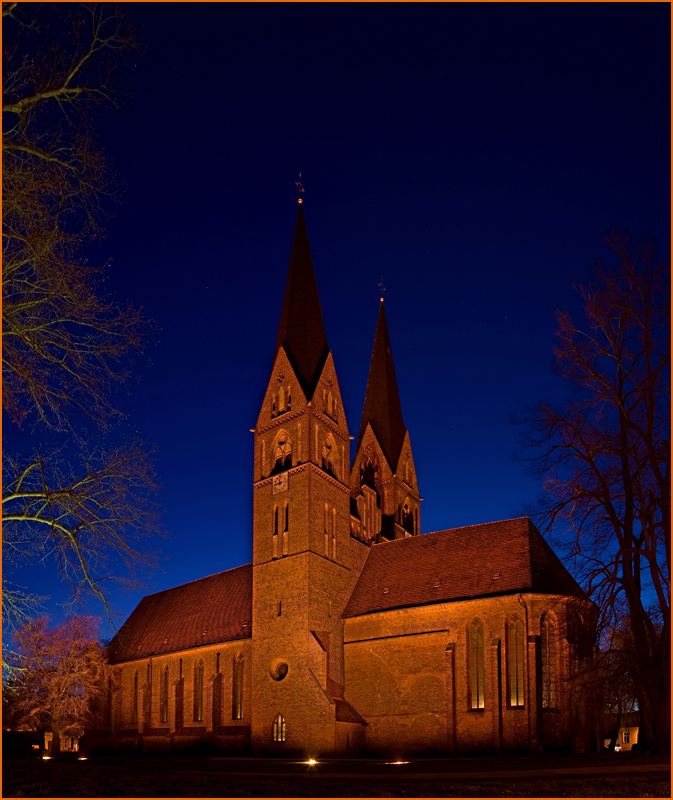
(278, 386, 285, 413)
(322, 434, 337, 477)
(272, 432, 292, 474)
(402, 500, 414, 534)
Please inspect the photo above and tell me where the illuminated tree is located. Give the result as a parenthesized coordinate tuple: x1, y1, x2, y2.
(2, 4, 159, 638)
(521, 233, 670, 752)
(3, 616, 108, 756)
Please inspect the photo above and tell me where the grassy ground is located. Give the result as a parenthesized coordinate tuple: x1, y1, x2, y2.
(3, 755, 670, 798)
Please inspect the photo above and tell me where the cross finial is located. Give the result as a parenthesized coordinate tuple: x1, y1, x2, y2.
(295, 171, 304, 203)
(378, 276, 386, 303)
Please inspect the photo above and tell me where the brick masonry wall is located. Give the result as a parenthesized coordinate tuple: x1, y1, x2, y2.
(344, 593, 578, 755)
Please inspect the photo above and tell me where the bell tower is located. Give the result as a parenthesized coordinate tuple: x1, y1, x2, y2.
(350, 299, 421, 543)
(250, 202, 368, 755)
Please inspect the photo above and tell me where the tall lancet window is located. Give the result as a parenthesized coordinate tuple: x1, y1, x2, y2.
(194, 661, 204, 722)
(282, 501, 289, 556)
(324, 504, 329, 556)
(508, 617, 525, 707)
(541, 614, 557, 709)
(161, 666, 169, 723)
(469, 620, 485, 709)
(132, 671, 139, 724)
(232, 654, 244, 720)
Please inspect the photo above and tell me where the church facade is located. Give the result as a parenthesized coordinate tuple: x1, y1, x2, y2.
(94, 202, 594, 756)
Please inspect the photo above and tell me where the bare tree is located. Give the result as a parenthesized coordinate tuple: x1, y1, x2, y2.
(2, 2, 145, 431)
(3, 439, 161, 617)
(3, 616, 108, 755)
(2, 5, 160, 640)
(520, 233, 670, 752)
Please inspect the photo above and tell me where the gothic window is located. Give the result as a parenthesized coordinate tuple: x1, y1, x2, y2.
(272, 713, 286, 742)
(272, 394, 276, 417)
(322, 433, 336, 477)
(194, 661, 204, 722)
(508, 617, 525, 707)
(327, 391, 333, 416)
(278, 386, 285, 413)
(541, 614, 557, 709)
(132, 671, 139, 724)
(324, 504, 329, 556)
(273, 504, 278, 535)
(402, 500, 414, 534)
(287, 385, 291, 411)
(332, 508, 337, 559)
(361, 459, 377, 490)
(232, 654, 244, 720)
(283, 501, 289, 532)
(469, 620, 485, 710)
(161, 666, 169, 723)
(272, 432, 292, 474)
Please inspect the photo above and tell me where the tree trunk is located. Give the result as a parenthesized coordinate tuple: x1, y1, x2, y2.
(51, 721, 61, 756)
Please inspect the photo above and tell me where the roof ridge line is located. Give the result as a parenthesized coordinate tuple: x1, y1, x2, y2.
(141, 562, 252, 598)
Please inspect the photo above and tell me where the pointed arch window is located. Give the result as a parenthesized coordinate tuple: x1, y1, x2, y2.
(322, 433, 336, 477)
(232, 654, 244, 720)
(161, 666, 169, 723)
(194, 660, 204, 722)
(282, 500, 289, 556)
(272, 432, 292, 474)
(402, 500, 414, 534)
(272, 713, 286, 742)
(324, 504, 329, 556)
(508, 616, 525, 707)
(541, 614, 557, 709)
(469, 620, 485, 710)
(132, 671, 139, 724)
(278, 386, 285, 413)
(332, 508, 337, 559)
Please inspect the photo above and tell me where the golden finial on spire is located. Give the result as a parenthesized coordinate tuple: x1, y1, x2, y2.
(295, 171, 304, 203)
(379, 276, 386, 303)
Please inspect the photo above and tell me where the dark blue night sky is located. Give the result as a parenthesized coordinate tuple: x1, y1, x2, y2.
(8, 2, 670, 636)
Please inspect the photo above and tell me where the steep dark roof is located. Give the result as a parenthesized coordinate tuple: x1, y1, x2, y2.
(274, 203, 329, 399)
(357, 301, 407, 469)
(108, 565, 252, 663)
(343, 517, 585, 618)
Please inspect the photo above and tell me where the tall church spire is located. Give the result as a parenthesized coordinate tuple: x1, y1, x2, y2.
(274, 203, 329, 399)
(357, 300, 407, 470)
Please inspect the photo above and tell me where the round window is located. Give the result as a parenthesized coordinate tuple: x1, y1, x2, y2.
(270, 659, 289, 681)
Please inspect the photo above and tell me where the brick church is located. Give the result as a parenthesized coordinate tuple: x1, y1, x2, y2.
(96, 201, 594, 756)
